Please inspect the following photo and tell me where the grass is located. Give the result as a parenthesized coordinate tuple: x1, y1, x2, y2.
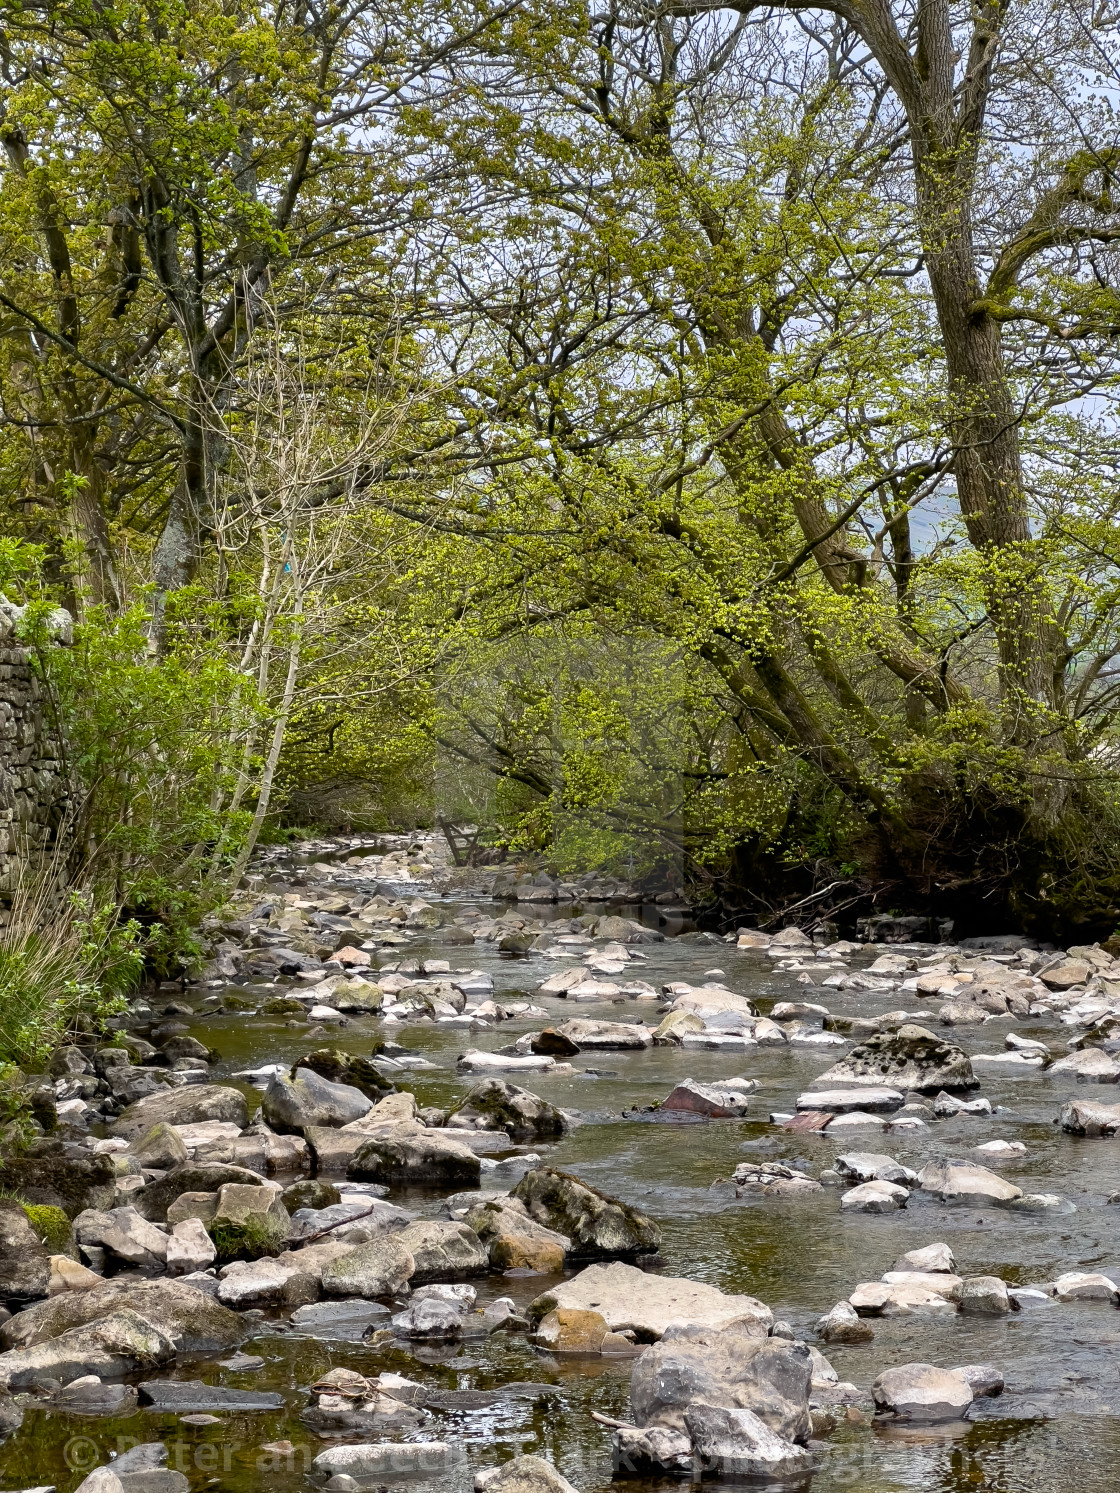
(0, 873, 143, 1070)
(210, 1216, 289, 1262)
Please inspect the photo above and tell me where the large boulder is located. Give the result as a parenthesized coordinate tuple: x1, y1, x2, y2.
(467, 1197, 570, 1272)
(293, 1049, 394, 1100)
(134, 1163, 266, 1222)
(0, 1278, 244, 1354)
(916, 1160, 1022, 1206)
(555, 1020, 652, 1050)
(320, 1235, 416, 1299)
(510, 1169, 660, 1258)
(813, 1025, 977, 1093)
(631, 1325, 812, 1444)
(684, 1404, 814, 1480)
(217, 1241, 355, 1308)
(660, 1079, 751, 1118)
(211, 1181, 290, 1258)
(394, 1220, 488, 1281)
(477, 1455, 579, 1493)
(871, 1363, 973, 1422)
(1060, 1098, 1120, 1135)
(73, 1206, 169, 1269)
(528, 1262, 772, 1341)
(347, 1128, 481, 1187)
(133, 1123, 190, 1171)
(446, 1078, 570, 1141)
(0, 1143, 117, 1218)
(262, 1069, 373, 1133)
(111, 1085, 249, 1141)
(0, 1200, 51, 1303)
(0, 1308, 176, 1389)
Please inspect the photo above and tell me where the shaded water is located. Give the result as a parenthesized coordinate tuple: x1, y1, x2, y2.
(6, 892, 1120, 1493)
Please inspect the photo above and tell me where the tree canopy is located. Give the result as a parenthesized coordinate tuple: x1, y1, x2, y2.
(3, 0, 1120, 940)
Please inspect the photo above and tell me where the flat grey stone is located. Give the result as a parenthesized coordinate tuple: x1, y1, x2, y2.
(137, 1381, 283, 1412)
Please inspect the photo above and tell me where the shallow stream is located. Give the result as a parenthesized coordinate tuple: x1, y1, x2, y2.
(5, 885, 1120, 1493)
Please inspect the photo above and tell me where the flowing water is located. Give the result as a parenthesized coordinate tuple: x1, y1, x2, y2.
(5, 885, 1120, 1493)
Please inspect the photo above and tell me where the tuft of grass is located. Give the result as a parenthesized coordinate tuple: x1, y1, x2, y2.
(0, 874, 142, 1069)
(210, 1217, 288, 1262)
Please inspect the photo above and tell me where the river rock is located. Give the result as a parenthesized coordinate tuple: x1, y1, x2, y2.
(74, 1206, 168, 1268)
(881, 1271, 963, 1302)
(111, 1086, 249, 1142)
(1060, 1098, 1120, 1134)
(347, 1128, 482, 1186)
(0, 1308, 176, 1389)
(457, 1052, 558, 1075)
(446, 1079, 570, 1141)
(632, 1325, 811, 1443)
(814, 1025, 976, 1093)
(394, 1220, 488, 1281)
(661, 1079, 751, 1118)
(165, 1219, 217, 1274)
(683, 1403, 813, 1479)
(960, 1276, 1011, 1314)
(511, 1168, 660, 1257)
(320, 1235, 416, 1298)
(0, 1146, 117, 1217)
(555, 1020, 652, 1049)
(0, 1278, 243, 1354)
(137, 1379, 283, 1412)
(796, 1087, 904, 1113)
(834, 1153, 917, 1187)
(840, 1180, 909, 1213)
(294, 1049, 394, 1100)
(466, 1197, 570, 1272)
(134, 1163, 267, 1222)
(730, 1163, 820, 1196)
(1052, 1271, 1119, 1301)
(47, 1255, 104, 1295)
(475, 1454, 579, 1493)
(0, 1201, 51, 1303)
(652, 1011, 706, 1044)
(917, 1159, 1022, 1205)
(953, 1364, 1004, 1397)
(1041, 961, 1091, 990)
(894, 1243, 955, 1273)
(670, 988, 757, 1022)
(133, 1124, 190, 1171)
(1050, 1048, 1120, 1082)
(529, 1261, 772, 1340)
(530, 1307, 610, 1354)
(283, 1180, 341, 1213)
(849, 1282, 957, 1317)
(530, 1028, 582, 1057)
(211, 1180, 290, 1249)
(262, 1070, 373, 1133)
(871, 1363, 973, 1421)
(816, 1301, 874, 1344)
(216, 1242, 354, 1308)
(311, 1443, 462, 1478)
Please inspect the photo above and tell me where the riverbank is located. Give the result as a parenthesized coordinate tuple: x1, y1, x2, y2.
(3, 840, 1120, 1493)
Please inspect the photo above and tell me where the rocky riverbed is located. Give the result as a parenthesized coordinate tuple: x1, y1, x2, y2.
(5, 836, 1120, 1493)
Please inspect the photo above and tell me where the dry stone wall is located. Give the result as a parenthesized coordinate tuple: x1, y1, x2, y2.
(0, 599, 72, 900)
